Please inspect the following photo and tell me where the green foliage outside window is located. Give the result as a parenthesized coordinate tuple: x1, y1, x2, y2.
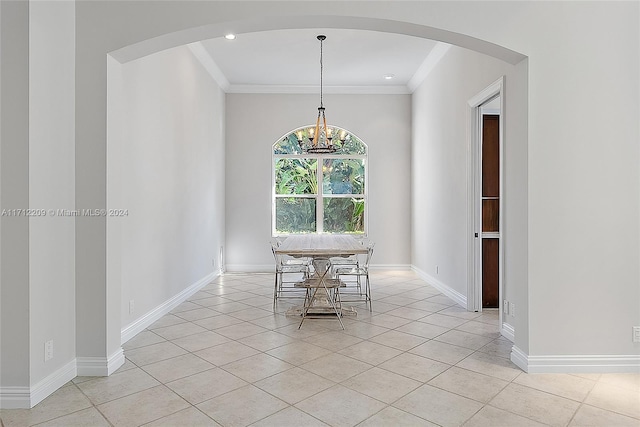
(323, 198, 365, 233)
(274, 127, 366, 235)
(274, 129, 366, 156)
(323, 159, 364, 195)
(275, 158, 317, 195)
(275, 198, 316, 233)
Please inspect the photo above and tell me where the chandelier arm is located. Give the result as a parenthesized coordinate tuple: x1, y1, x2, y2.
(322, 110, 329, 145)
(314, 109, 322, 147)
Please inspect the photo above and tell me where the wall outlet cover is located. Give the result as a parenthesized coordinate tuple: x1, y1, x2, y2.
(44, 340, 53, 361)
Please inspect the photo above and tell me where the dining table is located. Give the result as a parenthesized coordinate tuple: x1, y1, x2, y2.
(274, 234, 368, 323)
(274, 234, 368, 258)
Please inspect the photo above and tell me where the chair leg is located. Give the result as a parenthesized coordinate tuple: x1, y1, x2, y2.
(298, 286, 319, 329)
(319, 283, 344, 330)
(334, 286, 345, 330)
(273, 271, 279, 308)
(365, 273, 372, 311)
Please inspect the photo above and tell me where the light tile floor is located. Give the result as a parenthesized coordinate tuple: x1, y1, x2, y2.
(2, 271, 639, 426)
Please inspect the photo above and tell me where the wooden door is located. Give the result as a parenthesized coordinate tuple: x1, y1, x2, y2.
(481, 114, 499, 308)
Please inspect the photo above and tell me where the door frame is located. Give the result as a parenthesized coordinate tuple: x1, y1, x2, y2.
(466, 77, 508, 336)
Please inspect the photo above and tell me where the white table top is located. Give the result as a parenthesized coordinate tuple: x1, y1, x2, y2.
(275, 234, 368, 257)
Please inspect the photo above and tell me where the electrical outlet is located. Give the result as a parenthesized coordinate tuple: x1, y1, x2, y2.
(633, 326, 640, 343)
(44, 340, 53, 361)
(509, 302, 516, 317)
(503, 300, 509, 315)
(129, 299, 135, 315)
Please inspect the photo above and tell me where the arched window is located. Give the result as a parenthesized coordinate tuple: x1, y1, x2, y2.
(273, 126, 367, 235)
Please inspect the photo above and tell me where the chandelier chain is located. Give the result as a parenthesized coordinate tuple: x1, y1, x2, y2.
(319, 36, 324, 109)
(297, 35, 336, 154)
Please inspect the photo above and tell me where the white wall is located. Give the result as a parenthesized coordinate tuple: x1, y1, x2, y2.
(0, 0, 30, 392)
(411, 45, 527, 345)
(0, 0, 77, 406)
(117, 45, 225, 330)
(0, 2, 632, 407)
(522, 2, 638, 359)
(28, 0, 76, 386)
(225, 93, 411, 270)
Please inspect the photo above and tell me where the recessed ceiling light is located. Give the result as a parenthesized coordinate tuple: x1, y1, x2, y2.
(384, 74, 395, 80)
(224, 34, 236, 40)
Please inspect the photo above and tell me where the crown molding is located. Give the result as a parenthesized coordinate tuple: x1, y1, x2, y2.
(187, 41, 411, 95)
(226, 84, 410, 95)
(189, 38, 449, 95)
(187, 42, 230, 91)
(407, 41, 452, 93)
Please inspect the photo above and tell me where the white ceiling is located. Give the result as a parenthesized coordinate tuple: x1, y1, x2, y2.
(197, 28, 442, 93)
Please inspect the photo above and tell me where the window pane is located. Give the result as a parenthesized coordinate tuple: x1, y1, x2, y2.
(276, 198, 316, 233)
(323, 198, 365, 234)
(274, 133, 303, 155)
(274, 158, 318, 195)
(332, 130, 366, 155)
(273, 127, 367, 236)
(322, 159, 365, 195)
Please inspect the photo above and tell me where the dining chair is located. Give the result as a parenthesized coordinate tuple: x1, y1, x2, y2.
(329, 238, 368, 275)
(333, 242, 374, 311)
(271, 237, 312, 268)
(295, 257, 345, 330)
(271, 243, 310, 308)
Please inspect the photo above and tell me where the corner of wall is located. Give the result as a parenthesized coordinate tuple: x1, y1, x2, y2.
(411, 265, 467, 308)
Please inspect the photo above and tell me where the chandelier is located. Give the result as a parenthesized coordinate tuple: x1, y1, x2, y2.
(297, 35, 345, 154)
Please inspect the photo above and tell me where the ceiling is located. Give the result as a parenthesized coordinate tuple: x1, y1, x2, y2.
(197, 28, 442, 93)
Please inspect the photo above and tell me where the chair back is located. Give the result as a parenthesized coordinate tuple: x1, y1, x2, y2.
(363, 242, 375, 267)
(270, 238, 282, 248)
(271, 243, 284, 268)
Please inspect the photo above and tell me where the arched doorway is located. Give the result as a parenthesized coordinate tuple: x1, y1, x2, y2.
(99, 10, 527, 379)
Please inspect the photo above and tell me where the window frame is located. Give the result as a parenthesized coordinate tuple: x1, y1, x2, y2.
(272, 127, 368, 236)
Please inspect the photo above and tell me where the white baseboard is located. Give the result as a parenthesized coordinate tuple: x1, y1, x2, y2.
(411, 265, 467, 308)
(225, 264, 273, 273)
(370, 264, 411, 271)
(501, 322, 515, 342)
(77, 347, 124, 377)
(511, 345, 529, 372)
(0, 386, 31, 409)
(0, 359, 77, 409)
(511, 345, 640, 373)
(121, 271, 219, 344)
(226, 264, 412, 273)
(30, 359, 77, 407)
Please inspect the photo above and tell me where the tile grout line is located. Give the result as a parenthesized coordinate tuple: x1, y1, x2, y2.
(8, 272, 637, 426)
